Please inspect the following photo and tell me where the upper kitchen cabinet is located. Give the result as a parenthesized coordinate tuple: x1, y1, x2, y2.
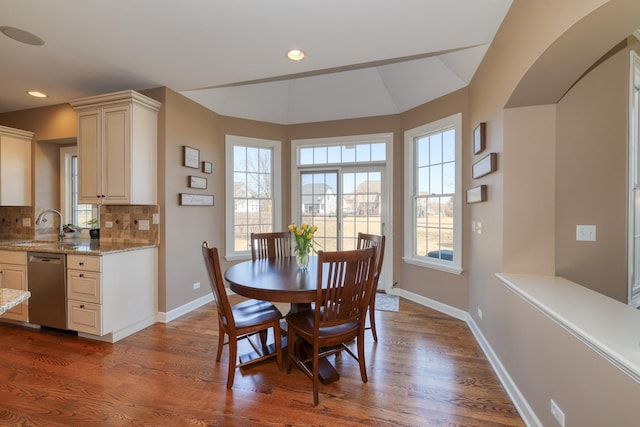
(70, 90, 161, 205)
(0, 125, 32, 206)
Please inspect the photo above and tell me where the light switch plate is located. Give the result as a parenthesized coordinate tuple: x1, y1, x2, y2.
(576, 225, 596, 241)
(152, 213, 160, 224)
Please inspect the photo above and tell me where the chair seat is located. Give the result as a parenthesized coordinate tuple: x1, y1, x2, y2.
(229, 299, 282, 329)
(287, 310, 359, 343)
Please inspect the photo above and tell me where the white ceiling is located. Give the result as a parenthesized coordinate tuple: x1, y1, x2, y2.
(1, 0, 512, 125)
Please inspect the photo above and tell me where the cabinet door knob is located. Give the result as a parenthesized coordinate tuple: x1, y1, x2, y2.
(79, 273, 84, 278)
(79, 262, 84, 266)
(80, 304, 85, 309)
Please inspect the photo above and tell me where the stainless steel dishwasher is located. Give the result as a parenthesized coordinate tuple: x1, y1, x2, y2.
(27, 252, 67, 329)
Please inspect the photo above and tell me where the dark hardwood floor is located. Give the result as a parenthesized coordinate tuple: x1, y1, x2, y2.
(0, 296, 524, 426)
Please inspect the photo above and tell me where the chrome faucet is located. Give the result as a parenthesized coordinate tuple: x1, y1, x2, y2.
(35, 209, 65, 241)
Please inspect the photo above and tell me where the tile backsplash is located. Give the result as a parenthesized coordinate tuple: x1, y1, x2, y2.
(0, 205, 160, 244)
(0, 206, 33, 239)
(101, 205, 160, 244)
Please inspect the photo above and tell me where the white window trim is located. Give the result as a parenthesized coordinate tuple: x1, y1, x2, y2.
(291, 133, 394, 292)
(403, 113, 463, 275)
(225, 135, 282, 261)
(59, 146, 77, 225)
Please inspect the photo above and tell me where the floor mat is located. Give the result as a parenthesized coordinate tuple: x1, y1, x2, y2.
(375, 293, 399, 312)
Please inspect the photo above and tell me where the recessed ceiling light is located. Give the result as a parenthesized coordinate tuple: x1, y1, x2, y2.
(27, 91, 48, 98)
(0, 26, 45, 46)
(287, 49, 306, 61)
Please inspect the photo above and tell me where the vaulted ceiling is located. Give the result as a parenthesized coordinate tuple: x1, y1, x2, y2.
(1, 0, 512, 124)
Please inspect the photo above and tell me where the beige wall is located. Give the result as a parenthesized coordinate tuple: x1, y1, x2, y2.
(468, 0, 640, 425)
(0, 104, 76, 142)
(1, 1, 640, 423)
(555, 40, 635, 302)
(400, 88, 471, 309)
(145, 88, 223, 312)
(145, 87, 290, 313)
(502, 104, 556, 275)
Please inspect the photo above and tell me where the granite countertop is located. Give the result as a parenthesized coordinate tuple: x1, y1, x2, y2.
(0, 239, 158, 255)
(0, 288, 30, 315)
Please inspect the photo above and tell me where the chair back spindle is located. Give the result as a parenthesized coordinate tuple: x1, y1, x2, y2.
(250, 232, 291, 260)
(201, 242, 234, 330)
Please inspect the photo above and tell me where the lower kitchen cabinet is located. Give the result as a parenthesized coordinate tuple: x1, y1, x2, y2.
(67, 247, 157, 342)
(0, 251, 28, 322)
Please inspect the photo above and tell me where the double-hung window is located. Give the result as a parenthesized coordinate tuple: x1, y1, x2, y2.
(60, 146, 97, 228)
(404, 113, 462, 274)
(225, 135, 281, 260)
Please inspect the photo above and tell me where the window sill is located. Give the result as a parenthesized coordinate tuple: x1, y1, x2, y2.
(225, 253, 251, 262)
(403, 256, 463, 275)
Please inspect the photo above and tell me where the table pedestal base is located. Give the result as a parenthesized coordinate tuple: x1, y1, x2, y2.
(294, 340, 341, 384)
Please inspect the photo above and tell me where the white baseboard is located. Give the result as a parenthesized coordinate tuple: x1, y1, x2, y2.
(78, 314, 158, 343)
(394, 288, 540, 427)
(157, 292, 215, 323)
(467, 317, 541, 427)
(393, 288, 468, 321)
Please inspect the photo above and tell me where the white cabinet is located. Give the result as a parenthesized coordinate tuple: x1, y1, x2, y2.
(0, 251, 28, 322)
(67, 254, 102, 334)
(0, 125, 32, 206)
(67, 248, 157, 342)
(70, 90, 161, 205)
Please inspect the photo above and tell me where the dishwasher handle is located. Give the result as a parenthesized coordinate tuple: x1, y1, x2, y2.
(28, 254, 64, 265)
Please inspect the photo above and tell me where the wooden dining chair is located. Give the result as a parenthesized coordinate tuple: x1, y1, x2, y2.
(357, 232, 386, 342)
(250, 231, 292, 260)
(286, 246, 377, 405)
(201, 242, 283, 389)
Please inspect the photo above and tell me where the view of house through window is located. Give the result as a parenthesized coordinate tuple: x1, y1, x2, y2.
(404, 113, 462, 274)
(292, 134, 391, 290)
(415, 128, 455, 259)
(225, 135, 282, 259)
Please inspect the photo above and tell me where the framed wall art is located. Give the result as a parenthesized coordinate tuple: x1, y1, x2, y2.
(183, 146, 200, 168)
(189, 176, 207, 189)
(473, 122, 486, 155)
(179, 193, 214, 206)
(472, 152, 497, 179)
(466, 185, 487, 204)
(202, 161, 212, 174)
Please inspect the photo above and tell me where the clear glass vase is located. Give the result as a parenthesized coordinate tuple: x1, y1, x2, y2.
(295, 249, 309, 270)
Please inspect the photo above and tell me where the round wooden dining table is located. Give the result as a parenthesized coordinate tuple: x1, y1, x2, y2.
(224, 255, 321, 309)
(224, 255, 340, 384)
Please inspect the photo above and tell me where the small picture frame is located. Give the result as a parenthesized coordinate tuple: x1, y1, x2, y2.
(466, 185, 487, 204)
(472, 152, 498, 179)
(473, 122, 486, 155)
(179, 193, 214, 206)
(183, 146, 200, 169)
(189, 176, 207, 189)
(202, 161, 212, 174)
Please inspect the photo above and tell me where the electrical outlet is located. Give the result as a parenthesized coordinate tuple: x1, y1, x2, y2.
(22, 218, 31, 227)
(550, 399, 565, 427)
(477, 308, 483, 320)
(105, 221, 113, 228)
(138, 220, 150, 231)
(193, 282, 201, 290)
